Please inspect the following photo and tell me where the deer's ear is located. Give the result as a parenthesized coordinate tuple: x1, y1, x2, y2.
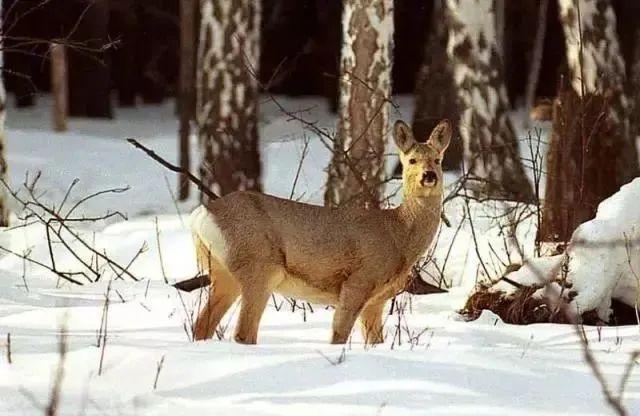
(393, 120, 416, 153)
(427, 119, 452, 154)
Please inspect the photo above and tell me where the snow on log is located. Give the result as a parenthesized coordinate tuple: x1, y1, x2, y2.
(465, 178, 640, 324)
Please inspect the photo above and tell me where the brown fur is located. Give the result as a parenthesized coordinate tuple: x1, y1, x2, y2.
(193, 120, 452, 344)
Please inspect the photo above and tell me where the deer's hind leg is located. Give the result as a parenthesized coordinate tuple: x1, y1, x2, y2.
(193, 270, 241, 340)
(359, 298, 385, 345)
(233, 265, 284, 345)
(193, 240, 241, 340)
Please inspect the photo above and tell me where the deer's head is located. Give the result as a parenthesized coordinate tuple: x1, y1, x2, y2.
(394, 119, 452, 199)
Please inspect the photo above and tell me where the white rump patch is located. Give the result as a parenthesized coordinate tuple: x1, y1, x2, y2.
(189, 205, 228, 263)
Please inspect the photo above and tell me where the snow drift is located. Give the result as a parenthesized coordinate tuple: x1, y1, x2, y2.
(468, 178, 640, 323)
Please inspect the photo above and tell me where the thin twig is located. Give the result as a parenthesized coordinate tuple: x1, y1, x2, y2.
(98, 281, 111, 376)
(45, 323, 67, 416)
(289, 135, 310, 200)
(6, 333, 11, 364)
(127, 138, 219, 202)
(153, 355, 166, 390)
(577, 324, 629, 416)
(155, 217, 169, 284)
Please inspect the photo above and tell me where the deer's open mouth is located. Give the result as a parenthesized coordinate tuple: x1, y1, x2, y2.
(421, 171, 438, 187)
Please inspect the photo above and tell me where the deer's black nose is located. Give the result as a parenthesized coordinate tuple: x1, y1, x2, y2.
(422, 171, 438, 185)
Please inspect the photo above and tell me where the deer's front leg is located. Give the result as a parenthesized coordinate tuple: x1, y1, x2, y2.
(331, 280, 372, 344)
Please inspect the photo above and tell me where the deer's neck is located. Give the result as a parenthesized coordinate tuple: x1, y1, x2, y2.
(395, 194, 442, 262)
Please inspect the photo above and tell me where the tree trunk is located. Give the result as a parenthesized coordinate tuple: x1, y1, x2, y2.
(631, 27, 640, 142)
(541, 0, 639, 245)
(315, 0, 342, 113)
(0, 22, 10, 226)
(324, 0, 393, 208)
(524, 0, 550, 113)
(540, 90, 621, 246)
(196, 0, 262, 198)
(445, 0, 533, 202)
(67, 0, 112, 118)
(2, 0, 38, 108)
(557, 0, 638, 183)
(50, 43, 68, 132)
(412, 0, 461, 171)
(178, 0, 197, 200)
(110, 0, 138, 107)
(494, 0, 505, 61)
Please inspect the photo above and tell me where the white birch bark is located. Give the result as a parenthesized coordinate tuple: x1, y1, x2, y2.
(558, 0, 638, 187)
(445, 0, 533, 201)
(196, 0, 261, 198)
(324, 0, 393, 208)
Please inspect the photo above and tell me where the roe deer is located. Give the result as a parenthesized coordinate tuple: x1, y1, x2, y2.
(190, 119, 451, 344)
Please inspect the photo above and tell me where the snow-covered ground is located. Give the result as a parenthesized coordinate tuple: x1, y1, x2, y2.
(0, 96, 639, 415)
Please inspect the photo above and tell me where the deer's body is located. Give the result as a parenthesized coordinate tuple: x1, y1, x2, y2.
(192, 120, 451, 344)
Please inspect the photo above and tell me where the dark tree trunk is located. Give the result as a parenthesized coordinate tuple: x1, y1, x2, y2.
(0, 22, 9, 226)
(178, 0, 197, 200)
(110, 0, 138, 106)
(197, 0, 262, 197)
(393, 0, 431, 94)
(134, 1, 180, 104)
(630, 27, 640, 142)
(540, 90, 622, 245)
(67, 0, 113, 118)
(412, 0, 461, 171)
(622, 4, 640, 142)
(2, 0, 47, 107)
(315, 0, 342, 113)
(50, 43, 68, 132)
(523, 0, 549, 113)
(503, 0, 538, 106)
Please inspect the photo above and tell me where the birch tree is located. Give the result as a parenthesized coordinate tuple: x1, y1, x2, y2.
(557, 0, 637, 182)
(540, 0, 639, 245)
(324, 0, 393, 208)
(445, 0, 533, 201)
(196, 0, 261, 198)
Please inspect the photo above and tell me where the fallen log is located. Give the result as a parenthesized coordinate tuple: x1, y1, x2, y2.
(172, 275, 210, 292)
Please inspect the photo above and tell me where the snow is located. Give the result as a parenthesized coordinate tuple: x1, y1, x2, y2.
(566, 178, 640, 319)
(0, 96, 639, 415)
(500, 178, 640, 322)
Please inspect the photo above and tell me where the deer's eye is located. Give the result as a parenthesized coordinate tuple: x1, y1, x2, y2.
(435, 158, 441, 165)
(409, 158, 417, 165)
